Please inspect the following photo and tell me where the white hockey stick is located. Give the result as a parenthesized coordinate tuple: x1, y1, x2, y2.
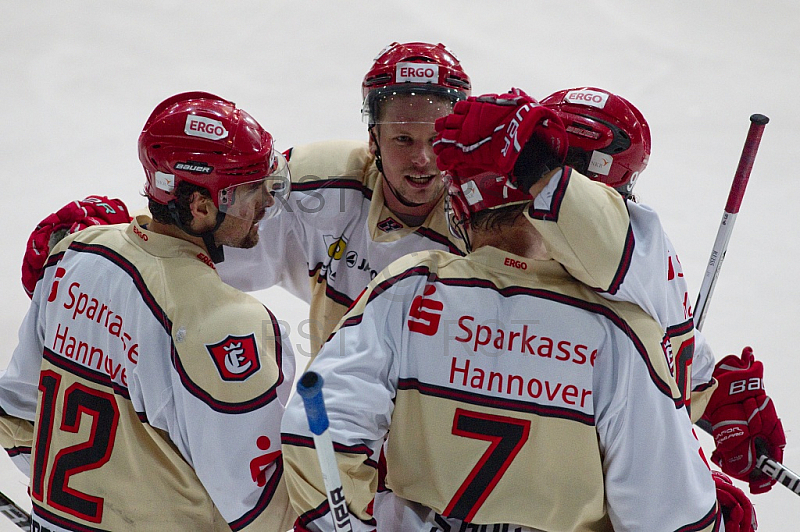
(297, 371, 353, 532)
(0, 491, 30, 531)
(693, 114, 800, 497)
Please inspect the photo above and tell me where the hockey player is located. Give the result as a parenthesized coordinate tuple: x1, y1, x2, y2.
(537, 87, 785, 498)
(279, 105, 722, 529)
(215, 42, 472, 356)
(0, 92, 297, 531)
(433, 88, 764, 530)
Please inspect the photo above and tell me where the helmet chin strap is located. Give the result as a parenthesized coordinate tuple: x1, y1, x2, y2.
(167, 202, 227, 263)
(369, 127, 428, 209)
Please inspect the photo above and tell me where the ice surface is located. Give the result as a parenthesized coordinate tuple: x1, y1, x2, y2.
(2, 1, 798, 529)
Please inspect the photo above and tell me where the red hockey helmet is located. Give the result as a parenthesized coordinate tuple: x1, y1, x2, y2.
(540, 87, 650, 195)
(138, 92, 290, 220)
(445, 169, 532, 240)
(362, 42, 471, 125)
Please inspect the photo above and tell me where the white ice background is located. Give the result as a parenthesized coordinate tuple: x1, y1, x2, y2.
(1, 1, 798, 529)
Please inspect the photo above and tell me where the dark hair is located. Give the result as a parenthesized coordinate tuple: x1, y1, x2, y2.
(469, 202, 528, 232)
(148, 182, 211, 226)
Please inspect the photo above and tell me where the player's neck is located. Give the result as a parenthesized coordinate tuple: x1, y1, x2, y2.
(382, 186, 440, 227)
(470, 220, 547, 259)
(148, 218, 209, 252)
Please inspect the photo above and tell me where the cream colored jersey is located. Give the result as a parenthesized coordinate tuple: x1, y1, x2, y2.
(217, 140, 464, 357)
(281, 247, 720, 531)
(527, 168, 717, 419)
(0, 217, 296, 531)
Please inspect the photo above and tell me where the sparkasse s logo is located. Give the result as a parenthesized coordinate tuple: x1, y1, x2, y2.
(185, 114, 228, 140)
(408, 285, 444, 336)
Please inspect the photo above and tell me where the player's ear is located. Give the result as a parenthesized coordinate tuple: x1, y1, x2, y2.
(188, 192, 217, 231)
(368, 126, 380, 156)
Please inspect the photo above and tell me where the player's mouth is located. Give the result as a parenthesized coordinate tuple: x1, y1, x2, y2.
(405, 174, 436, 188)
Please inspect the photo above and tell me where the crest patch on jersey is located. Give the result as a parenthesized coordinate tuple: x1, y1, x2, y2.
(206, 333, 261, 381)
(377, 217, 404, 233)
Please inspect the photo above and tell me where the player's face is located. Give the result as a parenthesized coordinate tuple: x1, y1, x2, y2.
(371, 95, 452, 212)
(214, 181, 273, 249)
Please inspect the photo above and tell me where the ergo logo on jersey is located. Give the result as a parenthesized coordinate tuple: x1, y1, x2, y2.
(564, 89, 609, 110)
(504, 257, 527, 270)
(185, 114, 229, 140)
(396, 62, 439, 83)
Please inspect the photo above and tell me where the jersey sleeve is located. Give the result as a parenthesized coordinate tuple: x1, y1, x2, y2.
(0, 271, 51, 475)
(217, 139, 374, 303)
(594, 314, 720, 530)
(160, 290, 297, 531)
(528, 169, 713, 415)
(526, 168, 633, 293)
(281, 264, 407, 531)
(217, 208, 311, 303)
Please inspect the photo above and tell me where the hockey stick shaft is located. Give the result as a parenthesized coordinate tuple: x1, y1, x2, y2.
(691, 114, 800, 497)
(694, 114, 769, 331)
(0, 491, 30, 531)
(297, 371, 353, 532)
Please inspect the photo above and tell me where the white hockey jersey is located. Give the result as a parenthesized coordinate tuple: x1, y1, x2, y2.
(0, 217, 296, 531)
(217, 140, 464, 357)
(281, 247, 721, 532)
(527, 168, 717, 419)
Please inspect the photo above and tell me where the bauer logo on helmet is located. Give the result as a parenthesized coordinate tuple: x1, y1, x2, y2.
(184, 114, 229, 141)
(565, 89, 609, 109)
(174, 162, 214, 174)
(396, 62, 439, 84)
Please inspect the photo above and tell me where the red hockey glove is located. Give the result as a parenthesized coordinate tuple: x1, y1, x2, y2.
(713, 471, 757, 532)
(22, 196, 131, 297)
(433, 88, 567, 192)
(701, 346, 786, 493)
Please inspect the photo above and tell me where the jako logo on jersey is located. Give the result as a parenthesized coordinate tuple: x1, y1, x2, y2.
(503, 257, 527, 270)
(48, 267, 66, 302)
(396, 62, 439, 83)
(206, 333, 261, 381)
(185, 114, 229, 141)
(564, 89, 609, 109)
(174, 161, 214, 174)
(408, 285, 444, 336)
